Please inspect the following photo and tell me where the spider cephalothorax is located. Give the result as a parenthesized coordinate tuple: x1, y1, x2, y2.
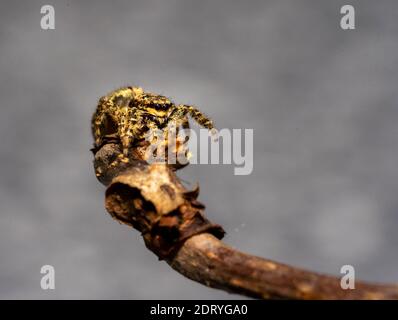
(92, 86, 215, 162)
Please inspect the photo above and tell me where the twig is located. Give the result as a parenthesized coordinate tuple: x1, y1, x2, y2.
(92, 142, 398, 299)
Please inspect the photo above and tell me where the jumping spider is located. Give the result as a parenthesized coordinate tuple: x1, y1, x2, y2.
(92, 86, 216, 165)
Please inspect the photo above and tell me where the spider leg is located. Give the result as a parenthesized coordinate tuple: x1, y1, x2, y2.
(179, 116, 191, 143)
(176, 104, 215, 131)
(118, 107, 138, 156)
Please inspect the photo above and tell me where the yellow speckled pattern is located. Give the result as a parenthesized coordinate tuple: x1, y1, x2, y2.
(92, 86, 215, 158)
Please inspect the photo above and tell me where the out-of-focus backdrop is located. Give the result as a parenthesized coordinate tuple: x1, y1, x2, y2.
(1, 0, 398, 299)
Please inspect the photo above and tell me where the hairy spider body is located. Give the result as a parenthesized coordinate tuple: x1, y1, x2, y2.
(92, 86, 215, 159)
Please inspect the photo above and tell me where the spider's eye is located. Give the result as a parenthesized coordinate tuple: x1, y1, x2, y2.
(153, 102, 170, 110)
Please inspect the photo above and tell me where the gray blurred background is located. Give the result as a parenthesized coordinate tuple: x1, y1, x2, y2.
(0, 0, 398, 299)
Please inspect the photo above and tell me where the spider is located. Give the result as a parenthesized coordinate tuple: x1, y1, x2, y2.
(91, 86, 216, 161)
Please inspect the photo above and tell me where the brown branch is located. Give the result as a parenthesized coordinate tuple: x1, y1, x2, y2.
(169, 234, 398, 299)
(92, 142, 398, 299)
